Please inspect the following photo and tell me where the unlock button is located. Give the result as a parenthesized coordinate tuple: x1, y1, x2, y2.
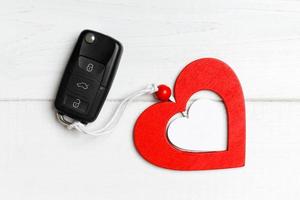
(63, 95, 88, 113)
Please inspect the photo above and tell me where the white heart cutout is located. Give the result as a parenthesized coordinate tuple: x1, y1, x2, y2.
(167, 92, 228, 152)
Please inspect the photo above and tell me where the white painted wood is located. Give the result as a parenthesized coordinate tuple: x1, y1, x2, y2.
(168, 99, 227, 152)
(0, 101, 299, 199)
(0, 0, 300, 199)
(0, 0, 300, 99)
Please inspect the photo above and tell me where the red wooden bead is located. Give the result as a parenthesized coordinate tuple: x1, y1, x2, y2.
(155, 84, 171, 101)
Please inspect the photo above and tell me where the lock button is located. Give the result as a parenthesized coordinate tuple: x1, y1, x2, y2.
(63, 95, 88, 113)
(77, 56, 105, 81)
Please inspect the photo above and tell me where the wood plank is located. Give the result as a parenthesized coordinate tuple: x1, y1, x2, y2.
(0, 101, 299, 199)
(0, 0, 300, 99)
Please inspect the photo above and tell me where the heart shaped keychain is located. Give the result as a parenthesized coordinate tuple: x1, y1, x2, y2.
(134, 58, 246, 170)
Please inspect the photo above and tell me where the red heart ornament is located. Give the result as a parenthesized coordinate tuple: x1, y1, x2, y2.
(134, 58, 246, 170)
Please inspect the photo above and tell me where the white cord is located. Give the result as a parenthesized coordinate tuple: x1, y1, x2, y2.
(64, 84, 158, 136)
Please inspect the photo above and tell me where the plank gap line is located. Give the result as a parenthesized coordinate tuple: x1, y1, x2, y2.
(1, 98, 300, 103)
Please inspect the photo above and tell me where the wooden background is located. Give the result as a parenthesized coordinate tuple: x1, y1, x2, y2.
(0, 0, 300, 199)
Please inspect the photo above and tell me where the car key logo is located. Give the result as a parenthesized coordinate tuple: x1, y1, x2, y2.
(72, 99, 81, 108)
(76, 82, 89, 90)
(86, 63, 94, 72)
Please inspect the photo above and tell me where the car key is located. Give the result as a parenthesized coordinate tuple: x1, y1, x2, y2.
(55, 30, 123, 124)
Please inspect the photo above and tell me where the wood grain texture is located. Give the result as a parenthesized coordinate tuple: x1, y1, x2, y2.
(0, 0, 300, 199)
(0, 0, 300, 100)
(0, 101, 299, 199)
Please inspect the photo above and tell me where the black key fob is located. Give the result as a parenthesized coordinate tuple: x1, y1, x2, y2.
(55, 30, 123, 124)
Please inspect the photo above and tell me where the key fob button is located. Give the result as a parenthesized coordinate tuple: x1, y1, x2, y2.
(67, 75, 99, 98)
(85, 33, 96, 44)
(63, 95, 88, 113)
(77, 56, 105, 81)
